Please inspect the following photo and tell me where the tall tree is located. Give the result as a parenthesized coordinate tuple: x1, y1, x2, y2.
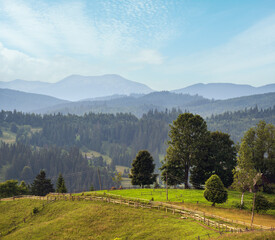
(191, 131, 236, 188)
(129, 150, 157, 187)
(241, 121, 275, 189)
(164, 113, 209, 188)
(233, 140, 259, 206)
(31, 170, 55, 196)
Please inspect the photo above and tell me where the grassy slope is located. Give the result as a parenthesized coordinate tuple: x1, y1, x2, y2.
(215, 231, 275, 240)
(0, 199, 219, 240)
(96, 189, 275, 227)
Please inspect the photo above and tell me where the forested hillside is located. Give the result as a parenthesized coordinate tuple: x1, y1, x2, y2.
(0, 107, 274, 191)
(0, 143, 112, 192)
(35, 91, 275, 118)
(206, 106, 275, 142)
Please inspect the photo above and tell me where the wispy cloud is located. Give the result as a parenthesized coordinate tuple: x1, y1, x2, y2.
(0, 0, 174, 82)
(165, 14, 275, 87)
(131, 49, 164, 65)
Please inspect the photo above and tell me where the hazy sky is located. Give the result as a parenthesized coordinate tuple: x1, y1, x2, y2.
(0, 0, 275, 90)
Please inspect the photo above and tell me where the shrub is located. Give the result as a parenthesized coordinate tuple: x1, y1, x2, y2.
(204, 174, 228, 206)
(255, 194, 270, 213)
(263, 183, 275, 194)
(232, 201, 247, 210)
(33, 207, 39, 214)
(153, 182, 160, 189)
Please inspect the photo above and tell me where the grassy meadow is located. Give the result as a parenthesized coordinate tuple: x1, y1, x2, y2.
(0, 199, 220, 240)
(98, 189, 274, 212)
(90, 189, 275, 228)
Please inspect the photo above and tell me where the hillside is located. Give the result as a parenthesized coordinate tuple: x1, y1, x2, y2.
(1, 194, 274, 240)
(206, 106, 275, 142)
(36, 91, 275, 118)
(36, 91, 209, 116)
(188, 92, 275, 117)
(0, 199, 219, 240)
(173, 83, 275, 100)
(0, 74, 153, 101)
(0, 88, 69, 112)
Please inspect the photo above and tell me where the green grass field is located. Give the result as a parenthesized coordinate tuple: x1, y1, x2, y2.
(99, 189, 274, 212)
(90, 188, 275, 228)
(0, 199, 221, 240)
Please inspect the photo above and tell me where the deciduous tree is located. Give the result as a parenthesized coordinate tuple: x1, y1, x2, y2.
(164, 113, 209, 188)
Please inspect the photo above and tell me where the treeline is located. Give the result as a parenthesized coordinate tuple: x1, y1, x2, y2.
(0, 109, 182, 168)
(206, 106, 275, 142)
(0, 142, 113, 192)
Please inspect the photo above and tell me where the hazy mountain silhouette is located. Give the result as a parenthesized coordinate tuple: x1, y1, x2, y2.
(172, 83, 275, 99)
(0, 88, 69, 112)
(35, 91, 275, 117)
(0, 74, 153, 101)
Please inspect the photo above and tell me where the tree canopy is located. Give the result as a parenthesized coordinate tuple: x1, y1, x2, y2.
(31, 170, 55, 196)
(129, 150, 157, 187)
(204, 174, 228, 206)
(191, 131, 236, 188)
(56, 173, 67, 193)
(164, 113, 209, 188)
(233, 120, 275, 195)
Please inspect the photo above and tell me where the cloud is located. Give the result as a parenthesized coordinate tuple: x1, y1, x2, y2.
(131, 49, 164, 65)
(165, 14, 275, 86)
(0, 42, 104, 82)
(0, 0, 173, 57)
(0, 0, 176, 82)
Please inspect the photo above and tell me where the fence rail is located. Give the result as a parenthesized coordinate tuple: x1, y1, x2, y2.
(3, 192, 273, 234)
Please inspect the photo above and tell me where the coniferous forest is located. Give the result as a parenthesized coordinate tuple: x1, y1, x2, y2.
(0, 106, 274, 192)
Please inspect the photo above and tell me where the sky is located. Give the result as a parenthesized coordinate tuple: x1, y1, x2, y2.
(0, 0, 275, 91)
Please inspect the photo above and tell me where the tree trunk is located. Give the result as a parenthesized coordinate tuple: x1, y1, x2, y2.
(251, 192, 256, 228)
(240, 192, 244, 208)
(212, 202, 215, 207)
(184, 164, 190, 189)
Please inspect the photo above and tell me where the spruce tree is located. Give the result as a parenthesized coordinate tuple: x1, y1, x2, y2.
(56, 173, 67, 193)
(129, 150, 157, 187)
(204, 174, 228, 206)
(31, 170, 54, 196)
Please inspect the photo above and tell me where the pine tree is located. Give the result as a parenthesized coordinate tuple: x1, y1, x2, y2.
(56, 173, 67, 193)
(129, 150, 157, 187)
(31, 170, 55, 196)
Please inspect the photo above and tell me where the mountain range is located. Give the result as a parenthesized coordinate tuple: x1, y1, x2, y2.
(0, 74, 153, 101)
(1, 87, 274, 118)
(173, 83, 275, 100)
(1, 74, 274, 101)
(0, 74, 274, 117)
(0, 88, 68, 112)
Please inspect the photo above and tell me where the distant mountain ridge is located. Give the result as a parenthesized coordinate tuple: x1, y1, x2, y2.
(172, 83, 275, 100)
(0, 88, 69, 112)
(0, 87, 274, 117)
(36, 91, 275, 118)
(0, 74, 153, 101)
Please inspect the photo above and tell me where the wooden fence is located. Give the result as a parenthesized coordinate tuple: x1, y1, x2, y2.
(3, 193, 274, 234)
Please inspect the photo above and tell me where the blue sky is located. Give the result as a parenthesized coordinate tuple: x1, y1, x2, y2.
(0, 0, 275, 90)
